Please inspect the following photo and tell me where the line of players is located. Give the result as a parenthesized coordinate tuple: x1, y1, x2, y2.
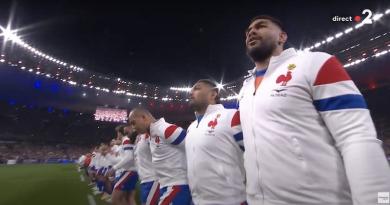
(79, 125, 140, 205)
(79, 79, 246, 205)
(78, 15, 390, 205)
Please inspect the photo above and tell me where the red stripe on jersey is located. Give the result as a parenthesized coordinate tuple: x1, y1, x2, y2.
(164, 125, 178, 139)
(150, 183, 160, 205)
(231, 111, 241, 127)
(314, 56, 351, 86)
(122, 139, 130, 145)
(161, 186, 181, 205)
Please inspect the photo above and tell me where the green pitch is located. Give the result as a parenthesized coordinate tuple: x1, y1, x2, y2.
(0, 164, 141, 205)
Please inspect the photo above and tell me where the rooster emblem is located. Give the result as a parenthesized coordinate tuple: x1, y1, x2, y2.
(276, 64, 295, 86)
(208, 114, 221, 129)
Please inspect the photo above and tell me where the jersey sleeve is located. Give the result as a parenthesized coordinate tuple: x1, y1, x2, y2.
(160, 121, 187, 146)
(230, 110, 245, 152)
(113, 139, 134, 170)
(309, 54, 390, 204)
(122, 138, 133, 151)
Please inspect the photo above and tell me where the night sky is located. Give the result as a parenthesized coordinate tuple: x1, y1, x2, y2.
(0, 0, 388, 86)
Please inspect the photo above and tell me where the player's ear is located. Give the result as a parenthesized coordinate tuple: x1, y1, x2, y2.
(210, 90, 217, 101)
(278, 31, 288, 45)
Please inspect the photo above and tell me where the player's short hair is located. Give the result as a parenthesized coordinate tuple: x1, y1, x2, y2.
(196, 79, 221, 104)
(130, 107, 153, 118)
(249, 15, 285, 31)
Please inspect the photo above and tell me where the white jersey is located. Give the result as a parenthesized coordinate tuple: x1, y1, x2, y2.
(186, 104, 246, 205)
(105, 151, 120, 167)
(239, 48, 390, 204)
(89, 152, 100, 169)
(78, 155, 86, 166)
(113, 136, 136, 171)
(134, 134, 157, 183)
(149, 118, 187, 187)
(98, 154, 111, 169)
(112, 144, 121, 154)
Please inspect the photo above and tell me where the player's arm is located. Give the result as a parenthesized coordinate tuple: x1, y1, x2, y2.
(156, 121, 186, 146)
(310, 55, 390, 204)
(112, 139, 134, 170)
(107, 152, 120, 165)
(230, 110, 245, 152)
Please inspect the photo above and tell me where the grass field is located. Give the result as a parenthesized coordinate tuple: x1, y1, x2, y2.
(0, 164, 140, 205)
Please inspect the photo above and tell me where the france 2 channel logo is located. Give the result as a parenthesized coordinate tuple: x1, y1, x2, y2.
(332, 9, 374, 25)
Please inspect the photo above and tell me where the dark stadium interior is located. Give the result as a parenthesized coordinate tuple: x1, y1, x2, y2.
(0, 1, 390, 205)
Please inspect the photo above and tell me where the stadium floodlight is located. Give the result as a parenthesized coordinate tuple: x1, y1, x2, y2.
(373, 13, 384, 21)
(216, 83, 224, 90)
(344, 27, 353, 34)
(335, 32, 343, 38)
(326, 36, 334, 42)
(0, 23, 85, 72)
(170, 87, 192, 92)
(355, 23, 364, 29)
(386, 9, 390, 14)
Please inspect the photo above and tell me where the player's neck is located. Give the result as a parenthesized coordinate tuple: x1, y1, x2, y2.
(254, 60, 269, 70)
(195, 109, 206, 116)
(254, 47, 284, 70)
(195, 102, 215, 116)
(195, 106, 207, 116)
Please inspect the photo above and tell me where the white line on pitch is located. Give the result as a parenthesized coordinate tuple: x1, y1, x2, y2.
(87, 194, 97, 205)
(80, 175, 85, 182)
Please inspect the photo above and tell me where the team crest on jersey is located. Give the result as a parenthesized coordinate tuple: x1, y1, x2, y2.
(207, 114, 221, 135)
(208, 114, 220, 129)
(271, 64, 296, 97)
(276, 64, 295, 86)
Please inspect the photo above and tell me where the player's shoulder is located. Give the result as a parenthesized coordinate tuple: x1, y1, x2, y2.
(299, 51, 333, 64)
(222, 108, 238, 118)
(186, 120, 197, 132)
(215, 107, 239, 127)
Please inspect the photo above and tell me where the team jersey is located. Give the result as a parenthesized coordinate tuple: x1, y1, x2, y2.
(84, 153, 92, 167)
(238, 48, 390, 204)
(149, 118, 188, 188)
(89, 152, 100, 170)
(134, 134, 158, 183)
(186, 104, 246, 205)
(78, 155, 86, 166)
(113, 136, 136, 171)
(111, 144, 121, 155)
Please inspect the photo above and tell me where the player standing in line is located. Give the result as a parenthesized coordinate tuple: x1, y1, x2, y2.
(134, 132, 160, 205)
(162, 79, 247, 205)
(109, 125, 139, 205)
(128, 108, 192, 205)
(239, 15, 390, 204)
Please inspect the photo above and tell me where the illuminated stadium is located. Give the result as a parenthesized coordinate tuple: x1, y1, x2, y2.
(0, 1, 390, 205)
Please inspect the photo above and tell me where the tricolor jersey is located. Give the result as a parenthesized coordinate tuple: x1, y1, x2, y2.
(238, 48, 390, 204)
(84, 153, 92, 167)
(149, 118, 188, 188)
(186, 104, 246, 205)
(78, 155, 86, 166)
(111, 144, 121, 155)
(89, 152, 100, 171)
(113, 136, 136, 171)
(134, 134, 158, 183)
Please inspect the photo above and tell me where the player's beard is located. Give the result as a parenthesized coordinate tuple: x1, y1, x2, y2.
(246, 38, 277, 62)
(189, 99, 208, 113)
